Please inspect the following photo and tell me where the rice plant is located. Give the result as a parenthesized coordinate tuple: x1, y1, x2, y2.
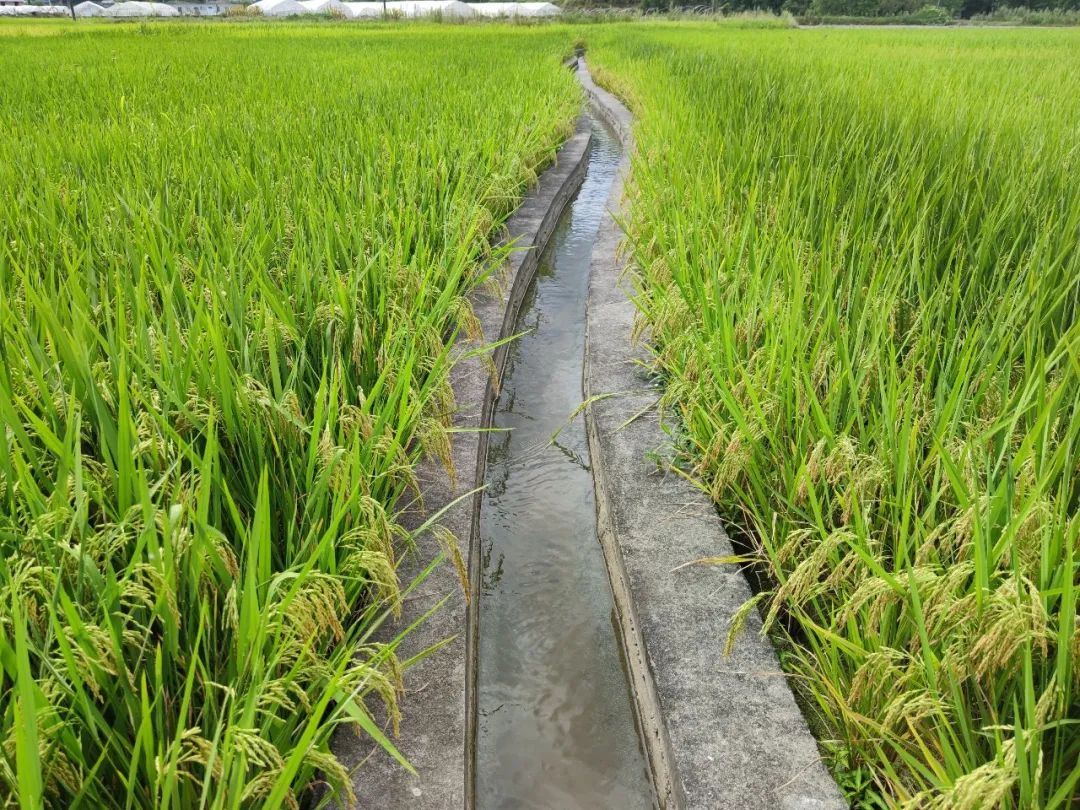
(588, 25, 1080, 809)
(0, 21, 577, 808)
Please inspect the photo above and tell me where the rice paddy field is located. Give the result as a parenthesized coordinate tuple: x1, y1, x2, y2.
(0, 22, 577, 808)
(1, 15, 1078, 810)
(587, 25, 1080, 809)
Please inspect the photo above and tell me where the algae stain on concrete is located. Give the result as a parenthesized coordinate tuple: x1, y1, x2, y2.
(476, 116, 653, 810)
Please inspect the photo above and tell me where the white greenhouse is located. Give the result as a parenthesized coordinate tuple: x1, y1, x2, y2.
(248, 0, 306, 14)
(0, 4, 67, 14)
(74, 0, 107, 14)
(469, 2, 560, 16)
(102, 1, 181, 14)
(343, 1, 390, 14)
(384, 0, 475, 17)
(298, 0, 349, 13)
(341, 1, 382, 15)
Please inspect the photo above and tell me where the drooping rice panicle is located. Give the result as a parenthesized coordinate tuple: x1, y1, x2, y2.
(0, 20, 577, 808)
(589, 25, 1080, 809)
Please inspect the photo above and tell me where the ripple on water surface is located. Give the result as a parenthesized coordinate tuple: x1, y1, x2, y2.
(477, 117, 654, 810)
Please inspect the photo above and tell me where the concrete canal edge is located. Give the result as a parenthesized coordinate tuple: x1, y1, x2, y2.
(335, 51, 847, 809)
(577, 58, 849, 810)
(332, 116, 592, 808)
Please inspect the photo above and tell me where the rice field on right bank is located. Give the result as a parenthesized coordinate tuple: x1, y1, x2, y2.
(587, 26, 1080, 809)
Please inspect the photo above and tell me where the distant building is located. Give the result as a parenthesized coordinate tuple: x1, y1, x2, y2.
(0, 0, 27, 7)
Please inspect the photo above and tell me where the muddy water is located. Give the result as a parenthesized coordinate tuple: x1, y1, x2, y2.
(476, 116, 653, 810)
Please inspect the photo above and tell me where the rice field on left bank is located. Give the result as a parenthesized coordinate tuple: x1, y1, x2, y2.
(0, 22, 577, 808)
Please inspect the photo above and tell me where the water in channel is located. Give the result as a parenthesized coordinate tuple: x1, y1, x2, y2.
(476, 115, 653, 809)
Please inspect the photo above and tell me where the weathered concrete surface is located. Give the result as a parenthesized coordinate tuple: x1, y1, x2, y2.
(333, 120, 592, 810)
(578, 59, 849, 810)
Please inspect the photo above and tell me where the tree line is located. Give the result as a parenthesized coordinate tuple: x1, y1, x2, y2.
(599, 0, 1080, 18)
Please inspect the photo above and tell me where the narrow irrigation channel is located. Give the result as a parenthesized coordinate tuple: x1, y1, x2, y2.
(475, 114, 654, 810)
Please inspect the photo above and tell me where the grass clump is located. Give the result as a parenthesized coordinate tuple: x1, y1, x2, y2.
(0, 21, 577, 808)
(589, 25, 1080, 808)
(972, 5, 1080, 24)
